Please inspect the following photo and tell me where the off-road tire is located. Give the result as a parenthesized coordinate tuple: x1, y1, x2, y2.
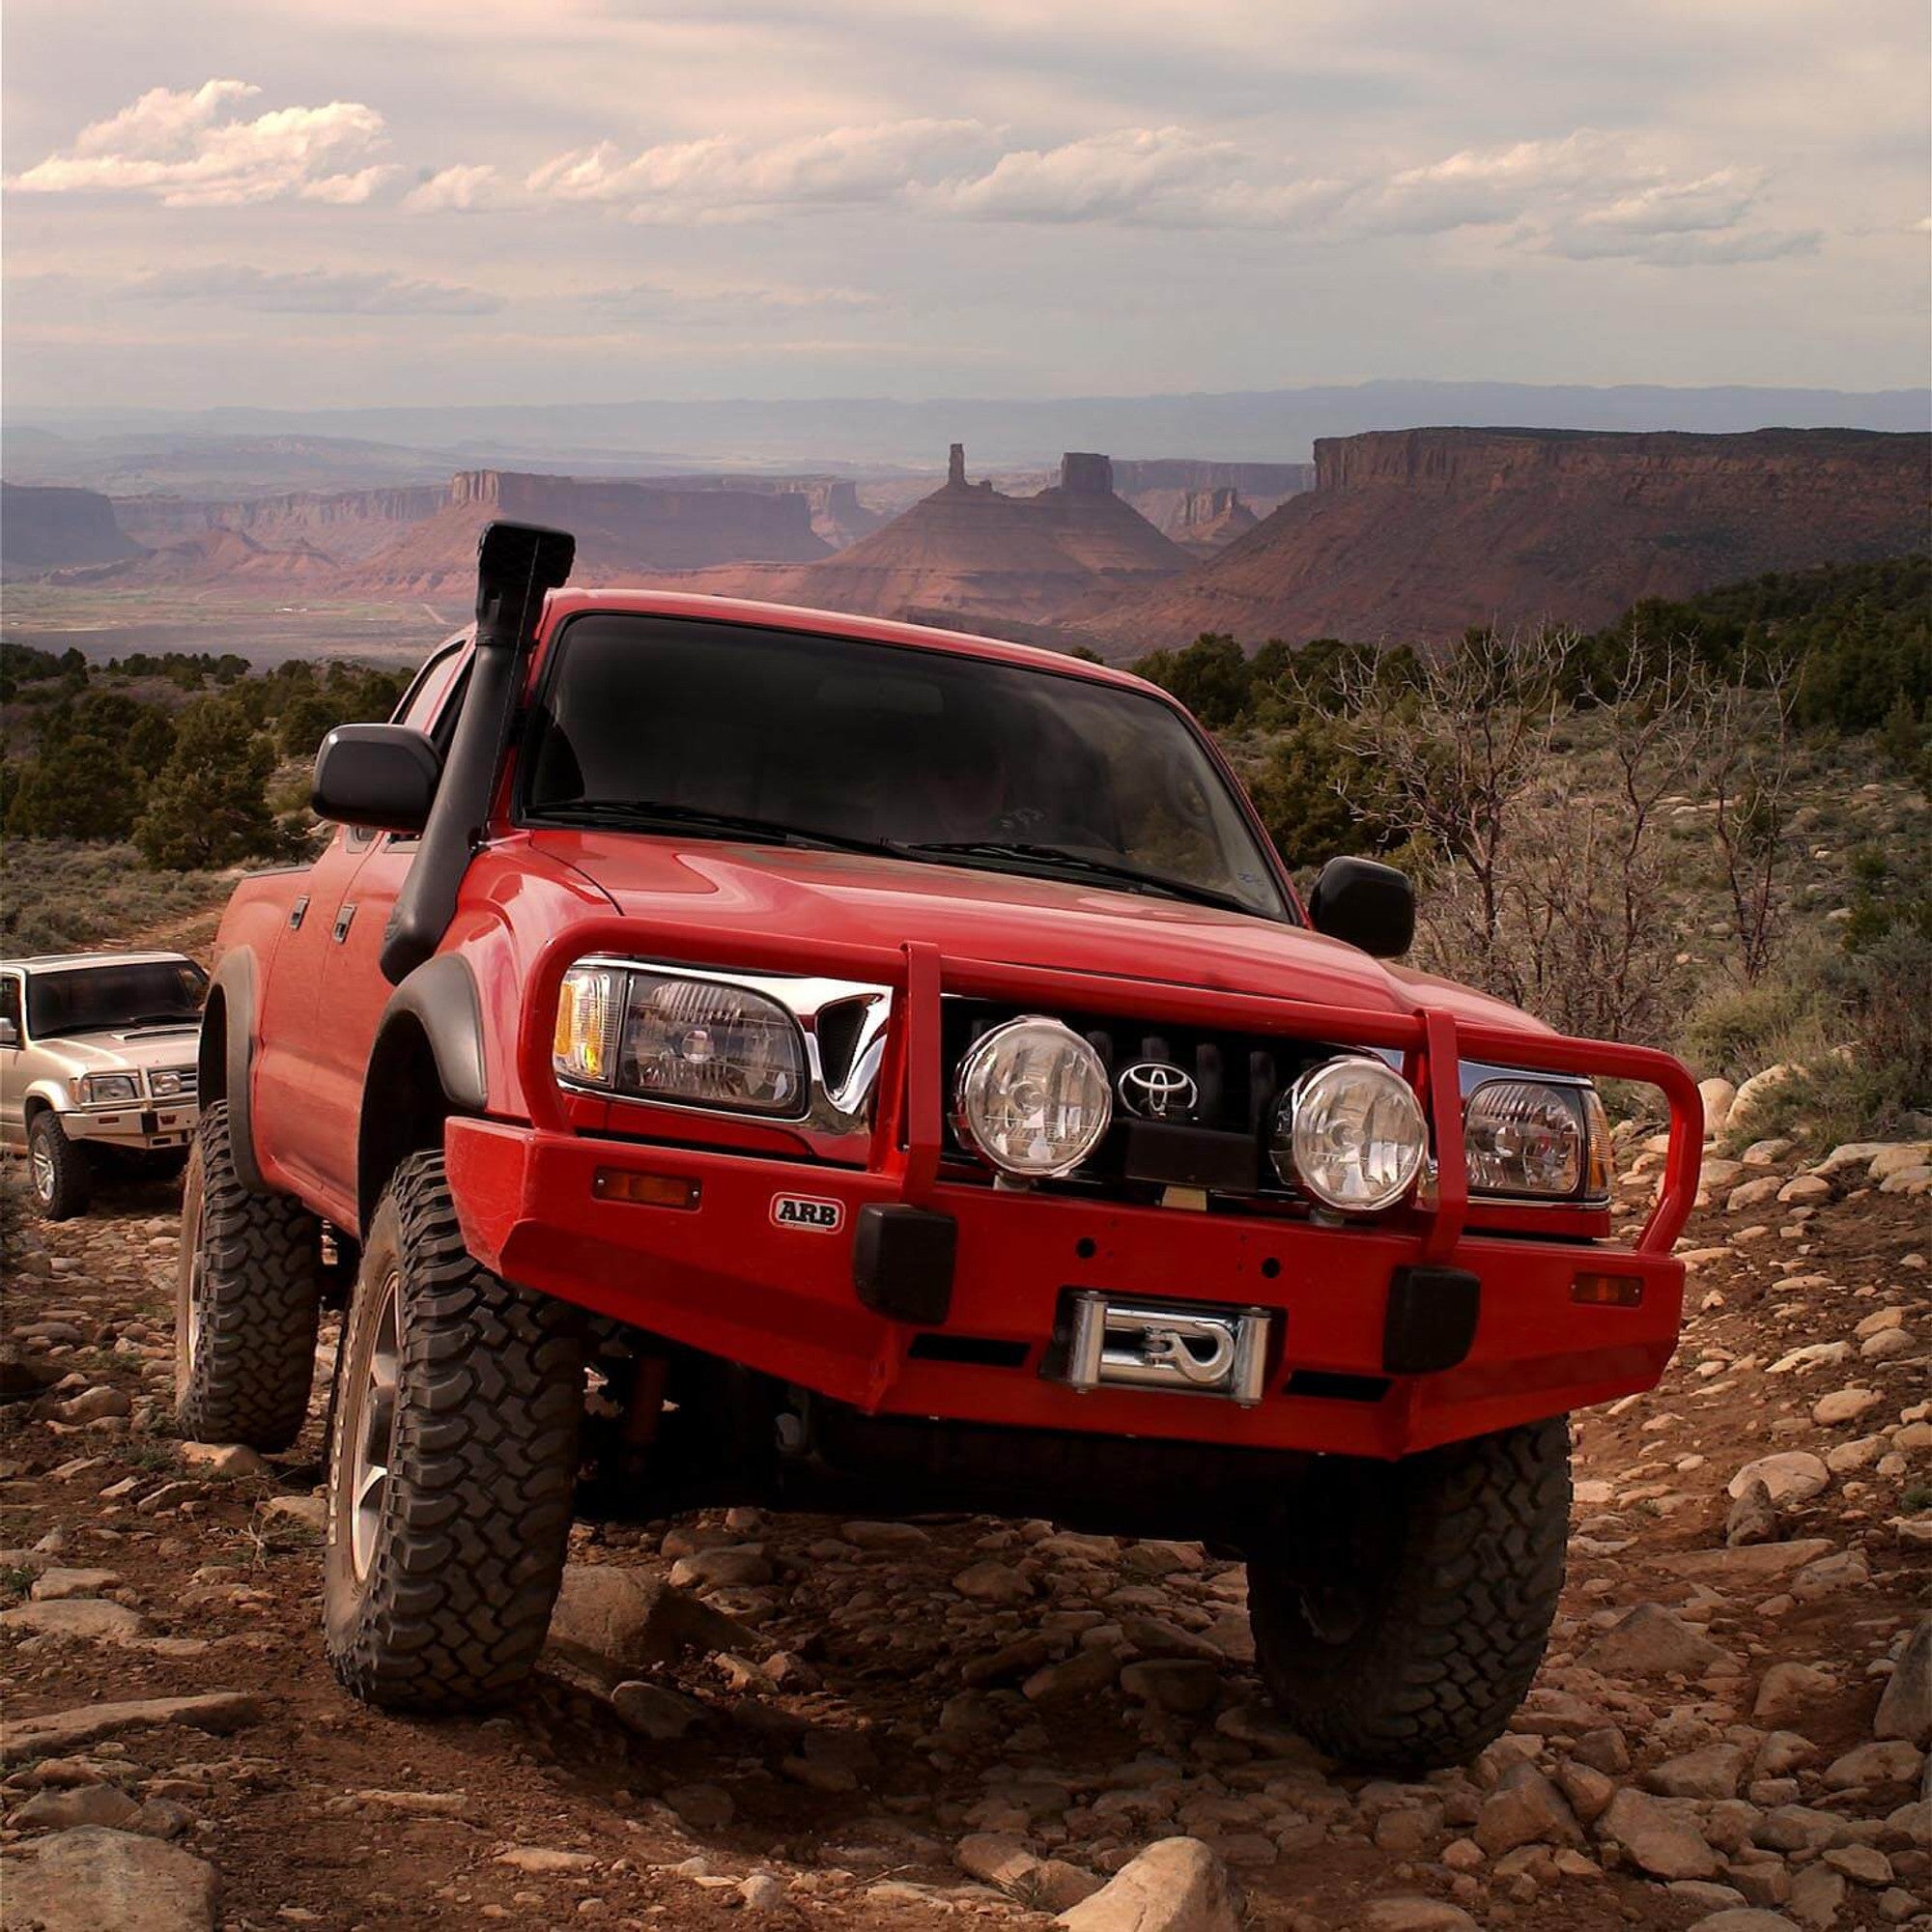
(324, 1151, 583, 1712)
(175, 1101, 324, 1451)
(1247, 1415, 1571, 1772)
(27, 1111, 92, 1221)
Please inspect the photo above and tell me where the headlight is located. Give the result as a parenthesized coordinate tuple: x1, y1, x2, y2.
(554, 964, 806, 1118)
(1464, 1078, 1612, 1202)
(77, 1073, 140, 1106)
(952, 1016, 1112, 1179)
(148, 1070, 188, 1099)
(1272, 1055, 1428, 1212)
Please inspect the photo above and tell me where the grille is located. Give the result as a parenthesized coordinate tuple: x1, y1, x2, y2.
(940, 998, 1350, 1198)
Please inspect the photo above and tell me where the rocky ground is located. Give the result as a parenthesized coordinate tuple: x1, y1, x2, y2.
(1, 1122, 1927, 1932)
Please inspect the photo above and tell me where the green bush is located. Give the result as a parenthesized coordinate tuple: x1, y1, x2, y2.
(132, 697, 279, 870)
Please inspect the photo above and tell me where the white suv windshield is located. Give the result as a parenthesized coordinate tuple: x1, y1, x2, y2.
(27, 961, 207, 1038)
(520, 615, 1287, 920)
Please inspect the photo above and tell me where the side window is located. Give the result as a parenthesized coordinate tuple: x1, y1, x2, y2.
(351, 644, 469, 849)
(0, 977, 21, 1037)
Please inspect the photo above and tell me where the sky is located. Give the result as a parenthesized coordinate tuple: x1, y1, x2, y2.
(3, 0, 1927, 412)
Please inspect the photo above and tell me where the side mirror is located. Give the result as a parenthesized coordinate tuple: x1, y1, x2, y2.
(1307, 856, 1415, 958)
(312, 724, 441, 835)
(0, 1019, 17, 1049)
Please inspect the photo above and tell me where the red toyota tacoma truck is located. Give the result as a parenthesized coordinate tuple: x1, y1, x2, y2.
(181, 523, 1701, 1771)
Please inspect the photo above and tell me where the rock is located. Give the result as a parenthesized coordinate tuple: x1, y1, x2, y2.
(665, 1783, 734, 1833)
(1729, 1065, 1800, 1131)
(1055, 1838, 1238, 1932)
(956, 1833, 1039, 1893)
(1776, 1176, 1832, 1206)
(1359, 1901, 1480, 1931)
(1033, 1862, 1106, 1913)
(1699, 1078, 1738, 1134)
(496, 1847, 599, 1873)
(951, 1560, 1035, 1605)
(0, 1826, 217, 1931)
(667, 1546, 772, 1592)
(1874, 1616, 1931, 1745)
(1661, 1539, 1833, 1584)
(738, 1874, 787, 1913)
(1729, 1178, 1784, 1211)
(176, 1443, 267, 1479)
(1473, 1769, 1581, 1854)
(1821, 1741, 1923, 1789)
(0, 1691, 266, 1766)
(1554, 1760, 1617, 1825)
(13, 1782, 143, 1831)
(545, 1564, 755, 1678)
(1683, 1917, 1803, 1932)
(1578, 1603, 1730, 1677)
(29, 1566, 125, 1600)
(1645, 1745, 1746, 1801)
(1790, 1548, 1869, 1602)
(1741, 1138, 1795, 1165)
(0, 1599, 146, 1643)
(1728, 1453, 1831, 1506)
(1822, 1844, 1892, 1885)
(52, 1385, 132, 1424)
(1024, 1649, 1119, 1704)
(1861, 1328, 1915, 1360)
(1726, 1481, 1780, 1548)
(257, 1494, 326, 1532)
(1119, 1659, 1221, 1715)
(1811, 1387, 1882, 1427)
(1756, 1806, 1849, 1854)
(1597, 1788, 1719, 1879)
(1826, 1436, 1886, 1474)
(1752, 1733, 1816, 1778)
(1753, 1662, 1837, 1725)
(1787, 1865, 1846, 1928)
(840, 1520, 931, 1549)
(608, 1681, 705, 1742)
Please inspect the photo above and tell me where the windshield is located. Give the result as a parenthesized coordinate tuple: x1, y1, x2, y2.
(520, 615, 1287, 919)
(27, 961, 207, 1038)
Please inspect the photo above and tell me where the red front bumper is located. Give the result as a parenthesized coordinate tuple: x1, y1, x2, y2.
(444, 923, 1703, 1461)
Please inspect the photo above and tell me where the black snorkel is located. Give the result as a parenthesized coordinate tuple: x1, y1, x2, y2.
(379, 520, 576, 985)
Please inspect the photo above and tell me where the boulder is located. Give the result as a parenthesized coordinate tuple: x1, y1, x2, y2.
(1810, 1387, 1881, 1427)
(1473, 1768, 1582, 1854)
(1820, 1740, 1922, 1789)
(1698, 1078, 1738, 1135)
(1683, 1916, 1802, 1932)
(0, 1599, 146, 1643)
(1725, 1481, 1780, 1548)
(1597, 1788, 1719, 1879)
(0, 1691, 266, 1765)
(0, 1826, 217, 1931)
(1873, 1615, 1931, 1746)
(1643, 1745, 1746, 1801)
(1360, 1902, 1480, 1931)
(1726, 1453, 1830, 1507)
(1578, 1603, 1730, 1677)
(1753, 1662, 1837, 1725)
(608, 1681, 706, 1742)
(1054, 1837, 1238, 1931)
(545, 1563, 756, 1678)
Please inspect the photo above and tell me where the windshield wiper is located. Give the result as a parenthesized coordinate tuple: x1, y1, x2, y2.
(900, 840, 1256, 916)
(534, 799, 900, 858)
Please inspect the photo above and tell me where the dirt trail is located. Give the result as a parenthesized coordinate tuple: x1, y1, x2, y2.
(1, 1147, 1925, 1931)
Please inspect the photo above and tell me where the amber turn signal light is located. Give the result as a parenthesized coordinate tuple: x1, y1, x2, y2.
(592, 1168, 700, 1209)
(1571, 1271, 1643, 1308)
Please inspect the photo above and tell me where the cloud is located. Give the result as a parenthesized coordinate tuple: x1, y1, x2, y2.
(1356, 132, 1611, 234)
(128, 265, 502, 313)
(10, 79, 395, 207)
(1547, 224, 1821, 266)
(403, 163, 517, 213)
(585, 281, 884, 319)
(524, 119, 995, 222)
(913, 126, 1352, 228)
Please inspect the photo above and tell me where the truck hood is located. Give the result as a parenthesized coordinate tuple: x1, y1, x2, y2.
(26, 1025, 201, 1079)
(529, 833, 1549, 1037)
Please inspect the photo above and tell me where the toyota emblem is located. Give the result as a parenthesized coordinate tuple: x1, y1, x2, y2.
(1117, 1062, 1200, 1121)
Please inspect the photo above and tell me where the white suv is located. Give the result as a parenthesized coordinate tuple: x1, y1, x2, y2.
(0, 951, 206, 1218)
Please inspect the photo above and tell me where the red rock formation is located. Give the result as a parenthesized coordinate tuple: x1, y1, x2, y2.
(1170, 488, 1259, 556)
(669, 447, 1189, 628)
(1071, 427, 1932, 656)
(1, 483, 143, 573)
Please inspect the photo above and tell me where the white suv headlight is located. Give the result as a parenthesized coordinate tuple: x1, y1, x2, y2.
(1272, 1055, 1428, 1212)
(554, 964, 807, 1118)
(952, 1016, 1112, 1179)
(76, 1073, 141, 1106)
(1464, 1078, 1612, 1201)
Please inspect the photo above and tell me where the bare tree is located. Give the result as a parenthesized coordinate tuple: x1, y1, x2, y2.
(1698, 650, 1800, 985)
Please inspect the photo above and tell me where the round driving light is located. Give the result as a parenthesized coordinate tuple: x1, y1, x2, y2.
(953, 1016, 1112, 1179)
(1274, 1056, 1428, 1212)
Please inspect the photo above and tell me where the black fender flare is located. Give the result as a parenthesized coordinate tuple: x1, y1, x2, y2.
(199, 949, 269, 1193)
(355, 953, 488, 1234)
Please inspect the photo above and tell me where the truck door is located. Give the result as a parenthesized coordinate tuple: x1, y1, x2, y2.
(0, 974, 24, 1146)
(298, 645, 473, 1220)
